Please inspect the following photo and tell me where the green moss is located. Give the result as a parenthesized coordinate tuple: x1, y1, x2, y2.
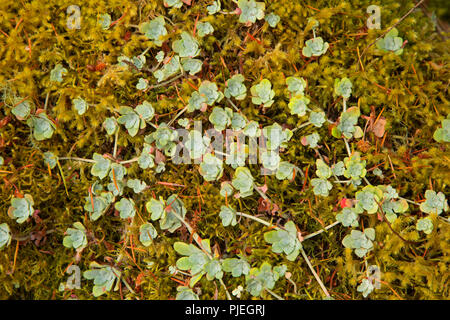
(0, 0, 448, 300)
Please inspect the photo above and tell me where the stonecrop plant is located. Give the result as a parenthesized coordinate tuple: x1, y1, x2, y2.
(0, 0, 448, 302)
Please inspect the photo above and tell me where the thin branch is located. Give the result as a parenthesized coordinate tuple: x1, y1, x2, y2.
(300, 247, 330, 298)
(359, 0, 426, 58)
(302, 221, 340, 241)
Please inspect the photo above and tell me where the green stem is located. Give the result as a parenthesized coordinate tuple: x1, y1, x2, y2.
(300, 247, 330, 298)
(265, 288, 284, 300)
(302, 221, 340, 241)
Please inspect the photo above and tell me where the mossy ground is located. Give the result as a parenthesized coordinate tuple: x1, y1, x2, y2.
(0, 0, 449, 300)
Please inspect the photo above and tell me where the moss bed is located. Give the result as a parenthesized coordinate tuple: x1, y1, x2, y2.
(0, 0, 449, 300)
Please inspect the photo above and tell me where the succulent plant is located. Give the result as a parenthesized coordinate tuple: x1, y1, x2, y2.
(237, 0, 265, 24)
(334, 77, 353, 99)
(342, 228, 375, 258)
(153, 55, 181, 82)
(416, 217, 434, 234)
(139, 223, 158, 246)
(433, 118, 450, 143)
(63, 222, 88, 250)
(265, 12, 280, 28)
(83, 262, 121, 297)
(199, 81, 224, 105)
(376, 28, 404, 55)
(140, 16, 167, 46)
(288, 95, 310, 116)
(0, 223, 12, 249)
(98, 13, 111, 30)
(181, 58, 203, 75)
(302, 37, 329, 57)
(245, 262, 286, 297)
(209, 107, 232, 131)
(420, 190, 448, 215)
(286, 76, 307, 96)
(222, 257, 251, 277)
(26, 113, 56, 141)
(196, 22, 214, 37)
(250, 79, 275, 107)
(173, 32, 200, 58)
(232, 167, 254, 197)
(264, 221, 302, 261)
(176, 286, 199, 300)
(8, 194, 34, 224)
(43, 151, 57, 169)
(50, 63, 67, 82)
(219, 205, 238, 227)
(199, 153, 223, 181)
(224, 74, 247, 100)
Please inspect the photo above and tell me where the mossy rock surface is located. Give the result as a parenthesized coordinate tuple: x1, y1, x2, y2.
(0, 0, 449, 300)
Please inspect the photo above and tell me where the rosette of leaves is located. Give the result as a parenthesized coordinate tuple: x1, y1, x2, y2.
(26, 113, 55, 141)
(302, 37, 329, 57)
(146, 195, 187, 232)
(63, 222, 88, 250)
(224, 74, 247, 100)
(355, 185, 383, 214)
(84, 190, 114, 221)
(357, 279, 374, 298)
(153, 55, 181, 82)
(103, 117, 118, 136)
(98, 13, 111, 30)
(231, 113, 247, 130)
(250, 79, 275, 107)
(207, 1, 220, 14)
(196, 22, 214, 37)
(333, 107, 363, 139)
(145, 123, 178, 157)
(276, 161, 295, 180)
(117, 103, 154, 137)
(199, 81, 224, 105)
(245, 262, 286, 297)
(311, 178, 332, 196)
(419, 190, 448, 215)
(174, 240, 223, 286)
(309, 111, 326, 127)
(343, 152, 367, 182)
(186, 130, 209, 160)
(302, 132, 320, 148)
(50, 63, 67, 82)
(188, 91, 207, 112)
(262, 122, 292, 150)
(265, 12, 280, 28)
(288, 95, 310, 116)
(176, 286, 199, 300)
(237, 0, 265, 24)
(232, 167, 254, 197)
(311, 159, 332, 196)
(173, 32, 200, 58)
(199, 153, 223, 181)
(164, 0, 183, 8)
(181, 58, 203, 75)
(342, 228, 375, 258)
(43, 151, 57, 169)
(8, 194, 34, 224)
(377, 185, 408, 222)
(336, 207, 360, 227)
(83, 262, 121, 297)
(136, 78, 148, 90)
(416, 217, 434, 235)
(243, 120, 261, 137)
(376, 28, 404, 55)
(433, 117, 450, 142)
(264, 221, 302, 261)
(91, 153, 111, 179)
(220, 181, 234, 198)
(127, 179, 147, 193)
(138, 144, 155, 169)
(11, 99, 31, 120)
(139, 16, 167, 46)
(209, 107, 232, 131)
(334, 77, 353, 99)
(114, 198, 136, 219)
(261, 150, 281, 171)
(222, 256, 250, 277)
(226, 141, 249, 169)
(139, 223, 158, 246)
(219, 205, 238, 227)
(286, 76, 307, 96)
(0, 223, 11, 249)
